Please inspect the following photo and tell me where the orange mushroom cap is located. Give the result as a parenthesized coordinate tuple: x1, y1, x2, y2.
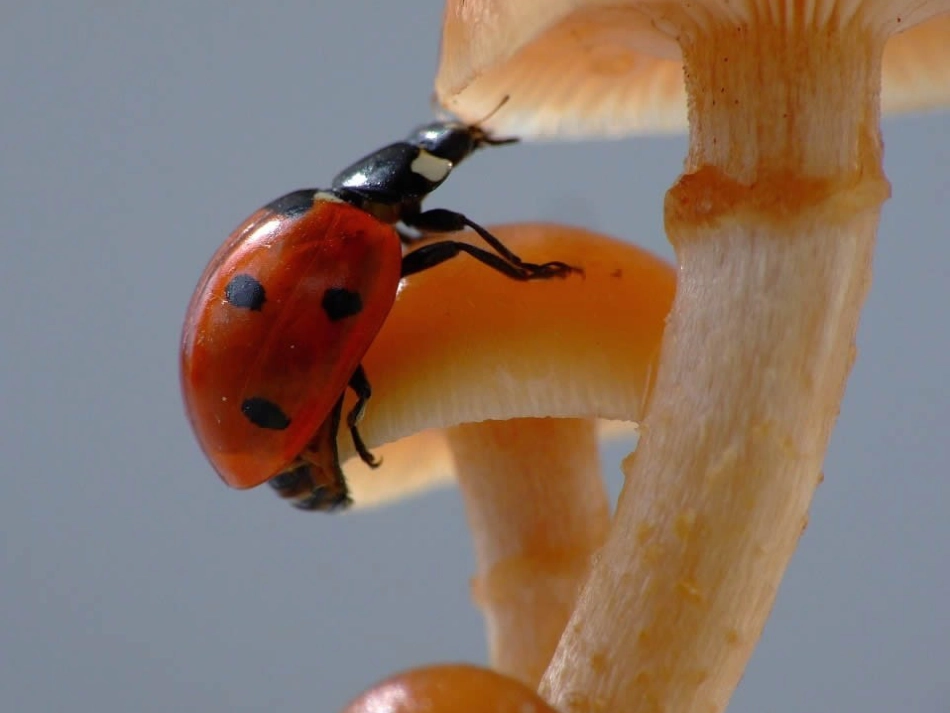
(341, 664, 559, 713)
(333, 223, 674, 508)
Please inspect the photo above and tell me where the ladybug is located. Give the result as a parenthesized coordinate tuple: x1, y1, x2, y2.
(180, 119, 579, 512)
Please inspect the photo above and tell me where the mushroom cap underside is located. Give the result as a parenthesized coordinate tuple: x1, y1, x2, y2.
(435, 3, 950, 138)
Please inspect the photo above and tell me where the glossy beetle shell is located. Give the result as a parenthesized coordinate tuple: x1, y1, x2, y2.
(180, 192, 402, 489)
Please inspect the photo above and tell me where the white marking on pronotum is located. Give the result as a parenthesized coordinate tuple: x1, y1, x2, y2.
(410, 150, 452, 183)
(314, 191, 344, 203)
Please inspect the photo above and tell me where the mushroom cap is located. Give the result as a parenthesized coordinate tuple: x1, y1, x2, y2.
(341, 664, 559, 713)
(434, 3, 950, 138)
(336, 223, 674, 508)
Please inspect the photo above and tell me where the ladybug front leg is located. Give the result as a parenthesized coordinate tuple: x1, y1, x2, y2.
(400, 237, 579, 281)
(347, 365, 381, 468)
(402, 209, 581, 280)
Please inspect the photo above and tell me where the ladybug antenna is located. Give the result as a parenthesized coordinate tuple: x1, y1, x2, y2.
(473, 95, 510, 125)
(473, 95, 518, 146)
(428, 93, 510, 125)
(427, 93, 517, 145)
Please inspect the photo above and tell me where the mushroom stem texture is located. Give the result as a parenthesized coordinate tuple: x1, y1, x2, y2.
(541, 13, 892, 713)
(447, 418, 610, 688)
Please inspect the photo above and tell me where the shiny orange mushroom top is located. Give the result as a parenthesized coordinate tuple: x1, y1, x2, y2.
(341, 664, 559, 713)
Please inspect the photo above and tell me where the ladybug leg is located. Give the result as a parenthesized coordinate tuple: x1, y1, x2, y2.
(347, 365, 381, 469)
(401, 237, 579, 281)
(403, 208, 581, 279)
(268, 396, 353, 512)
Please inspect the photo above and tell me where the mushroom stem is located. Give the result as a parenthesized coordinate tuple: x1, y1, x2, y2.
(447, 418, 610, 688)
(541, 15, 890, 713)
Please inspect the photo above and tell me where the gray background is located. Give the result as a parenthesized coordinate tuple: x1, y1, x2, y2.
(2, 3, 947, 712)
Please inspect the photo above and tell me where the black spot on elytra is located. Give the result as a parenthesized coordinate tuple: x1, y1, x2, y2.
(241, 397, 291, 430)
(225, 274, 266, 310)
(321, 287, 363, 321)
(265, 189, 316, 217)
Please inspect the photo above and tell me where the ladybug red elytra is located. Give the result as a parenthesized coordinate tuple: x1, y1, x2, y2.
(180, 120, 579, 511)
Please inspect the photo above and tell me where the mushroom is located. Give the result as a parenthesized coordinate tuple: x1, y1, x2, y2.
(435, 8, 950, 137)
(336, 223, 675, 686)
(341, 663, 559, 713)
(434, 3, 950, 712)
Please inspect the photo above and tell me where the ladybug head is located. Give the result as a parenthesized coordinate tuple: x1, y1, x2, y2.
(407, 121, 518, 166)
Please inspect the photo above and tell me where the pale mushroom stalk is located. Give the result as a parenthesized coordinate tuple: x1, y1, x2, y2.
(447, 417, 610, 688)
(537, 8, 939, 712)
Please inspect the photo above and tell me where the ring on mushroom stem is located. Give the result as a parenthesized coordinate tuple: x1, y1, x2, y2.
(180, 120, 582, 511)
